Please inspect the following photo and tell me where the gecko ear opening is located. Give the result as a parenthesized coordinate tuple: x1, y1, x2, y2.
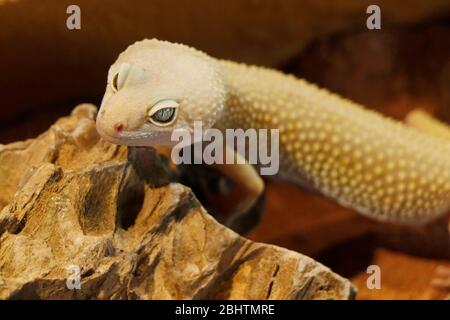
(147, 99, 179, 127)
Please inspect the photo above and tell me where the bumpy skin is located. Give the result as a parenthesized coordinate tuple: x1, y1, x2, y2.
(96, 39, 450, 225)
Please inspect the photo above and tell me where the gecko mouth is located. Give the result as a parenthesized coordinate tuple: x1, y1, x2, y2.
(96, 124, 174, 147)
(95, 124, 125, 145)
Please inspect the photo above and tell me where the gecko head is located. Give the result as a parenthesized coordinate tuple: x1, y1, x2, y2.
(96, 39, 226, 147)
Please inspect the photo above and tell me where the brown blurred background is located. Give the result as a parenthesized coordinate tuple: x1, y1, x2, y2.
(1, 0, 450, 299)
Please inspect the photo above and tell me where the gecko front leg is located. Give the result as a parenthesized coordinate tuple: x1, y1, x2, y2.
(168, 142, 265, 230)
(209, 145, 265, 224)
(179, 142, 264, 227)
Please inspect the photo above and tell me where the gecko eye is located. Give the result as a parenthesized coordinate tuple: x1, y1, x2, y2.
(148, 100, 179, 126)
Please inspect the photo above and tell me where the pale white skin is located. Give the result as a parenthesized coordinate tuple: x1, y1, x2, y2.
(97, 39, 450, 292)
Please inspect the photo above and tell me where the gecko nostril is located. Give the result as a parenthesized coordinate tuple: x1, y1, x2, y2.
(114, 122, 124, 132)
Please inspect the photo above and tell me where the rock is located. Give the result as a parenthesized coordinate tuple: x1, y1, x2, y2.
(0, 104, 356, 299)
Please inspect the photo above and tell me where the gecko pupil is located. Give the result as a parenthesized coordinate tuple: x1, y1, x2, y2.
(152, 107, 175, 123)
